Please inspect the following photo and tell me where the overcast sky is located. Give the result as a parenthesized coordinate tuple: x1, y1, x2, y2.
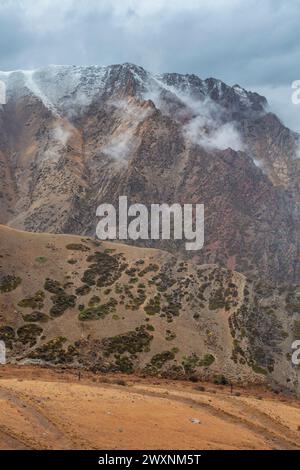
(0, 0, 299, 131)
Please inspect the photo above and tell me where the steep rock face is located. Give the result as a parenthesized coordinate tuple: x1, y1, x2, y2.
(0, 64, 300, 282)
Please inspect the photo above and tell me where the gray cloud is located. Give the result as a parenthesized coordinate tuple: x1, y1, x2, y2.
(0, 0, 299, 130)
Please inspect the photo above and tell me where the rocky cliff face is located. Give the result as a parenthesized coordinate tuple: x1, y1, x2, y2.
(1, 63, 300, 282)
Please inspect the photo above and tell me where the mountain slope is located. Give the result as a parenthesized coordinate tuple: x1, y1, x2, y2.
(0, 63, 300, 283)
(0, 225, 299, 395)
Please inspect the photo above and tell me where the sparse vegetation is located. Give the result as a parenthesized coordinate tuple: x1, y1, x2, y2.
(78, 298, 117, 321)
(50, 292, 76, 317)
(75, 284, 91, 296)
(18, 290, 45, 310)
(17, 324, 43, 346)
(102, 326, 153, 356)
(81, 251, 122, 287)
(35, 256, 47, 264)
(0, 275, 22, 293)
(23, 311, 49, 323)
(66, 243, 90, 252)
(213, 374, 228, 385)
(145, 350, 175, 372)
(199, 354, 215, 367)
(251, 364, 268, 375)
(0, 326, 15, 348)
(165, 330, 176, 341)
(28, 337, 76, 363)
(44, 279, 63, 295)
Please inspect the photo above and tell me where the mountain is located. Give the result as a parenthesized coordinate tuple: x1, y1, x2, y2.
(0, 225, 299, 395)
(0, 64, 300, 283)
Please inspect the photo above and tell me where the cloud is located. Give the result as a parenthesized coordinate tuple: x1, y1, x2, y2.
(182, 99, 245, 152)
(145, 80, 245, 151)
(53, 124, 71, 146)
(0, 1, 300, 130)
(102, 130, 134, 161)
(254, 84, 300, 133)
(102, 98, 154, 161)
(187, 121, 244, 152)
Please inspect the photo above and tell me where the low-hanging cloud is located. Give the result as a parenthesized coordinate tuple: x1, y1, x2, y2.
(102, 98, 154, 162)
(185, 119, 244, 152)
(145, 80, 245, 152)
(0, 1, 300, 131)
(53, 124, 71, 146)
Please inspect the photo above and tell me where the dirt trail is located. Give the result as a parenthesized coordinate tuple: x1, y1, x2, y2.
(0, 384, 77, 449)
(0, 428, 30, 450)
(130, 384, 300, 450)
(1, 366, 300, 450)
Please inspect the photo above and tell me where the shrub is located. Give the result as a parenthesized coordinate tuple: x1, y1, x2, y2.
(44, 279, 63, 294)
(78, 298, 117, 321)
(165, 330, 176, 341)
(35, 256, 47, 264)
(0, 275, 22, 293)
(28, 337, 75, 364)
(66, 243, 90, 252)
(82, 251, 121, 287)
(0, 326, 15, 348)
(75, 284, 91, 296)
(114, 357, 134, 374)
(50, 292, 76, 317)
(213, 374, 228, 385)
(23, 311, 49, 323)
(182, 354, 200, 374)
(17, 324, 43, 346)
(209, 288, 225, 310)
(251, 364, 268, 375)
(102, 326, 153, 355)
(149, 351, 175, 369)
(88, 295, 100, 306)
(189, 375, 199, 383)
(18, 290, 45, 310)
(199, 354, 215, 367)
(144, 296, 161, 315)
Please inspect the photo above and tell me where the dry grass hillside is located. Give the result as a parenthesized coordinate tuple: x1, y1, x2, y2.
(0, 225, 299, 395)
(1, 365, 300, 450)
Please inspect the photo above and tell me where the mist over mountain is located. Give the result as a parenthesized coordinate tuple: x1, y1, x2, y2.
(1, 63, 300, 283)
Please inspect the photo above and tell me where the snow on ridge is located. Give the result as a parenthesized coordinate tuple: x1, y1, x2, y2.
(23, 70, 59, 115)
(0, 64, 266, 120)
(233, 84, 251, 106)
(0, 65, 110, 115)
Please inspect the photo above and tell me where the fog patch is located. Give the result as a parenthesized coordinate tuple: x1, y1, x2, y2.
(144, 79, 245, 152)
(53, 124, 71, 146)
(102, 98, 154, 162)
(253, 158, 263, 168)
(185, 118, 244, 152)
(102, 130, 134, 161)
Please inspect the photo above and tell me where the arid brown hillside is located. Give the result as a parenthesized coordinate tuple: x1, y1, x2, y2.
(0, 226, 299, 395)
(0, 64, 300, 282)
(1, 366, 300, 450)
